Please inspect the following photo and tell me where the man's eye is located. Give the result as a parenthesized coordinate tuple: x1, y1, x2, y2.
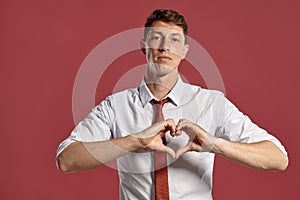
(151, 36, 161, 41)
(171, 38, 180, 42)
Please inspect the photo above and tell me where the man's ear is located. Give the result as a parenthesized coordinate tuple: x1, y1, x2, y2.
(140, 39, 146, 55)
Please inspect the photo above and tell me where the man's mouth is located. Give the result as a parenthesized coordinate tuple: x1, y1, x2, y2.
(157, 56, 171, 62)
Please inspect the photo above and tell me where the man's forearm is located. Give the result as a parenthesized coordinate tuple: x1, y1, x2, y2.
(57, 135, 142, 172)
(211, 139, 288, 171)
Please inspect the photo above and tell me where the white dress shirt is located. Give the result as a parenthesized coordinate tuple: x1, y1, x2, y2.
(57, 76, 287, 200)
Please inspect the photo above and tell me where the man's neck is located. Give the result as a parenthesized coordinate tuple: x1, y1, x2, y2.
(145, 72, 178, 100)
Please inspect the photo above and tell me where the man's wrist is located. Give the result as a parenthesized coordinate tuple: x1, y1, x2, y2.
(202, 134, 221, 153)
(127, 134, 146, 151)
(208, 137, 224, 154)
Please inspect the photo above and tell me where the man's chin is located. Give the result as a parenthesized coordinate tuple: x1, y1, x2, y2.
(154, 63, 177, 75)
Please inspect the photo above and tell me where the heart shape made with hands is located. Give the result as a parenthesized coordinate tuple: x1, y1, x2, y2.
(153, 118, 213, 159)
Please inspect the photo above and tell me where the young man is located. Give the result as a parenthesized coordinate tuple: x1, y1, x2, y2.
(56, 9, 288, 200)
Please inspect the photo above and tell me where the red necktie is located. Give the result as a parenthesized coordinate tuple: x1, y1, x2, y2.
(151, 98, 170, 200)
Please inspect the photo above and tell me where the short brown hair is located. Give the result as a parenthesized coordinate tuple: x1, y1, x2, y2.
(144, 9, 188, 43)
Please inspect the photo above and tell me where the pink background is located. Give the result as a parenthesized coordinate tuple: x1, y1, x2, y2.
(1, 0, 299, 199)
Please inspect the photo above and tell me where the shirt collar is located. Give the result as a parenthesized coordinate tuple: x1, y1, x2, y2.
(138, 76, 185, 107)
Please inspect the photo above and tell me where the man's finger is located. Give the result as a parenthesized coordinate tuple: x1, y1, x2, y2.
(175, 119, 189, 132)
(164, 118, 176, 135)
(165, 118, 176, 126)
(160, 145, 176, 158)
(175, 145, 190, 159)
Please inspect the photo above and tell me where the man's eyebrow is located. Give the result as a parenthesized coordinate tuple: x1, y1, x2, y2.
(150, 31, 183, 37)
(150, 30, 163, 35)
(170, 33, 183, 37)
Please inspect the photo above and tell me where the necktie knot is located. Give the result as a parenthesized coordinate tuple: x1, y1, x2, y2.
(151, 98, 170, 123)
(150, 98, 170, 106)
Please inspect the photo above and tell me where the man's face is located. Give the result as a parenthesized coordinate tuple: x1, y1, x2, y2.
(142, 20, 189, 76)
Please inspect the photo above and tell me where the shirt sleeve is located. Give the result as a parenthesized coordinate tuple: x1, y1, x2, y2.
(216, 94, 287, 156)
(56, 97, 114, 157)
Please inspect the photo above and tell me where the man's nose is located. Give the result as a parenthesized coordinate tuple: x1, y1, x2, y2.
(158, 38, 170, 52)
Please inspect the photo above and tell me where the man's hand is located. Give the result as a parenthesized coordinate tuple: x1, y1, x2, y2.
(136, 118, 176, 158)
(175, 119, 219, 158)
